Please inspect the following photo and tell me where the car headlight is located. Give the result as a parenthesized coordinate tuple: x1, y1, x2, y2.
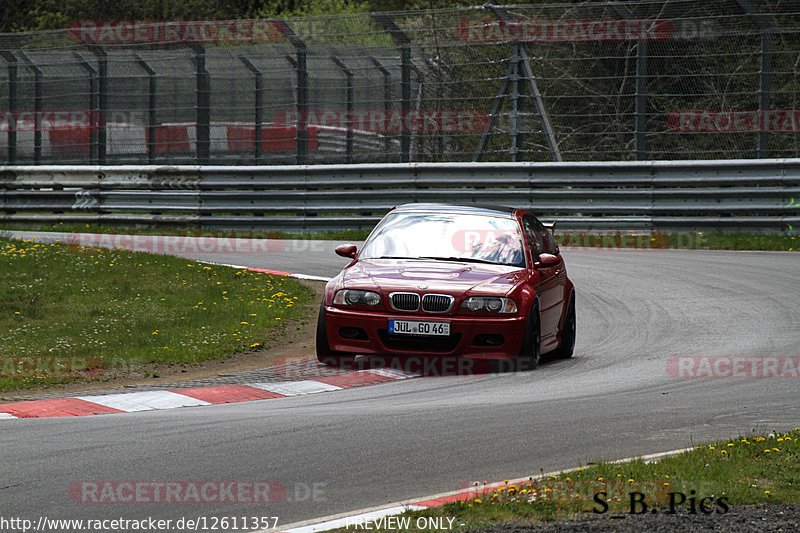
(460, 296, 517, 314)
(333, 289, 382, 307)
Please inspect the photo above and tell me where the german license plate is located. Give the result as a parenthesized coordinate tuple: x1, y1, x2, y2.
(388, 319, 450, 336)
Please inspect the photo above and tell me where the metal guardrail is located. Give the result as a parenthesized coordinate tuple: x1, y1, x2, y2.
(2, 160, 799, 232)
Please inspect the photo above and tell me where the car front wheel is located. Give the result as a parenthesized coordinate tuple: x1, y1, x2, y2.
(552, 295, 576, 360)
(316, 303, 356, 367)
(519, 302, 541, 370)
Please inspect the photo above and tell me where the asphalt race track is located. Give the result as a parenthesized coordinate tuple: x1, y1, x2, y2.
(2, 242, 799, 529)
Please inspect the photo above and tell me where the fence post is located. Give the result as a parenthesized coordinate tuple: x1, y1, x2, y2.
(283, 22, 308, 165)
(736, 0, 773, 158)
(17, 52, 43, 164)
(87, 44, 107, 164)
(369, 56, 392, 158)
(372, 13, 412, 162)
(192, 44, 211, 165)
(73, 52, 98, 163)
(331, 56, 354, 163)
(135, 55, 157, 163)
(0, 52, 17, 164)
(612, 5, 648, 161)
(240, 56, 264, 164)
(487, 3, 561, 162)
(634, 42, 648, 161)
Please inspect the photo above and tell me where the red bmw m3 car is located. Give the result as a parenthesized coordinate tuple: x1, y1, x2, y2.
(316, 203, 576, 369)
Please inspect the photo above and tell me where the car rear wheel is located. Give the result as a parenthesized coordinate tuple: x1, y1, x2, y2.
(552, 295, 576, 360)
(316, 303, 356, 367)
(519, 302, 541, 370)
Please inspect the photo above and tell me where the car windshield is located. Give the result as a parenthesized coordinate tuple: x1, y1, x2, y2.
(359, 212, 525, 267)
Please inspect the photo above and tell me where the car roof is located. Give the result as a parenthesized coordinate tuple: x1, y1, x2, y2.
(390, 203, 519, 218)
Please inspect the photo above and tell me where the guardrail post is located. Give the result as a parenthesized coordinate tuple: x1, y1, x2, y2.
(369, 56, 392, 158)
(73, 52, 99, 163)
(373, 13, 412, 162)
(239, 56, 263, 164)
(192, 44, 211, 165)
(0, 52, 17, 164)
(17, 52, 43, 164)
(331, 56, 354, 163)
(135, 55, 157, 164)
(283, 23, 308, 165)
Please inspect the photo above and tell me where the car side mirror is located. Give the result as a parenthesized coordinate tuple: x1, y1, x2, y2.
(335, 243, 358, 259)
(534, 253, 560, 268)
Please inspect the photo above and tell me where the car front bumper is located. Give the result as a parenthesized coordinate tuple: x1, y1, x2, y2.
(324, 306, 527, 359)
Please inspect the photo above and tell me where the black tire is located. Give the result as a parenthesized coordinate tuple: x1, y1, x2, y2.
(552, 295, 576, 360)
(315, 303, 356, 367)
(519, 302, 541, 370)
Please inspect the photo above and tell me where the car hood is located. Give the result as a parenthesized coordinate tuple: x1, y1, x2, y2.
(341, 258, 527, 296)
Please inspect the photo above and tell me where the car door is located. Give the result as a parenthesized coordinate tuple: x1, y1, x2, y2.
(522, 215, 564, 344)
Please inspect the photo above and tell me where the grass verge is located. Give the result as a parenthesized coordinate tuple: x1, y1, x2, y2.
(363, 427, 800, 531)
(0, 237, 315, 392)
(0, 222, 373, 243)
(1, 222, 797, 251)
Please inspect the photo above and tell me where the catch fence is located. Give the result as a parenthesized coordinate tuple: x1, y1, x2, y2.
(1, 1, 799, 165)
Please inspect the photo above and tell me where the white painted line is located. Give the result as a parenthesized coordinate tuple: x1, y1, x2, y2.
(248, 380, 342, 396)
(196, 261, 332, 282)
(281, 505, 427, 533)
(0, 413, 18, 419)
(76, 390, 210, 412)
(287, 273, 333, 282)
(366, 368, 422, 379)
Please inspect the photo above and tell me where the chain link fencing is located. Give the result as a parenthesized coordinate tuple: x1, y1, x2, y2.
(1, 0, 799, 165)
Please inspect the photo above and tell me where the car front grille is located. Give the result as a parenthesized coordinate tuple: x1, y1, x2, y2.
(390, 292, 420, 311)
(421, 294, 454, 313)
(378, 330, 462, 352)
